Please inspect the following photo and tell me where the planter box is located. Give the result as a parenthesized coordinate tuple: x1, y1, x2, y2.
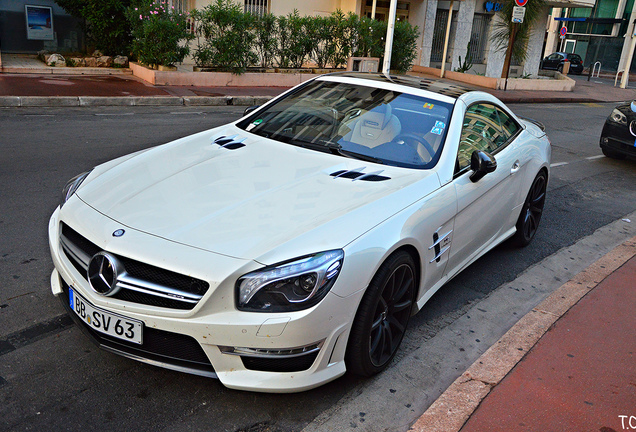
(131, 62, 320, 87)
(157, 65, 177, 71)
(410, 65, 575, 92)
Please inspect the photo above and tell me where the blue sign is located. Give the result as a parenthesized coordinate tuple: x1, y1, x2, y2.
(484, 1, 503, 12)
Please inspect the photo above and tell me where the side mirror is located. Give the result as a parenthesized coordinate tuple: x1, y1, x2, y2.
(469, 150, 497, 183)
(243, 105, 260, 117)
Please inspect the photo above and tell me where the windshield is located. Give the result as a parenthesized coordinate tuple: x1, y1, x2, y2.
(237, 79, 454, 169)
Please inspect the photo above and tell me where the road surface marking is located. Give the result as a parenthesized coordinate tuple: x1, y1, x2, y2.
(550, 162, 569, 167)
(94, 113, 135, 116)
(586, 155, 605, 160)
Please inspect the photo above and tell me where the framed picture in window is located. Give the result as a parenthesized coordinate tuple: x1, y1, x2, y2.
(25, 5, 54, 40)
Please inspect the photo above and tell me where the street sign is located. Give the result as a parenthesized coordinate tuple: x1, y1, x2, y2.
(560, 26, 567, 36)
(515, 0, 528, 6)
(512, 6, 526, 23)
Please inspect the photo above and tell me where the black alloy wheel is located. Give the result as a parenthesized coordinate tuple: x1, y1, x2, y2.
(512, 171, 547, 247)
(346, 251, 416, 376)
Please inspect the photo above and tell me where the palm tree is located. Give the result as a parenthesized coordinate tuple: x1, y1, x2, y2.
(490, 0, 547, 78)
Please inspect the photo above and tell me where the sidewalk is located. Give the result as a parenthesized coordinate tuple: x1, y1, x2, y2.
(3, 53, 636, 106)
(411, 236, 636, 432)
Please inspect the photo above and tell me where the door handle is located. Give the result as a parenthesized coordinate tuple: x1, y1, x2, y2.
(511, 161, 521, 174)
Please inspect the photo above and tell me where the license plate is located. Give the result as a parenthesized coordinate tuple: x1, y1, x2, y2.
(69, 288, 143, 344)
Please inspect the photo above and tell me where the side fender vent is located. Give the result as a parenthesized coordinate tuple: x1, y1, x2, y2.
(213, 135, 246, 150)
(330, 168, 390, 182)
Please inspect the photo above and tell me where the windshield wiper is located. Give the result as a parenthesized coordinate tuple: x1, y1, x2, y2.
(320, 141, 384, 164)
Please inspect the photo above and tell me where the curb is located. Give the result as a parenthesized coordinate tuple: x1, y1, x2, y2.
(409, 235, 636, 432)
(0, 95, 274, 108)
(1, 66, 132, 75)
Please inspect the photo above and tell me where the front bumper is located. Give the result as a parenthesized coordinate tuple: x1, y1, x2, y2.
(49, 205, 361, 392)
(600, 121, 636, 158)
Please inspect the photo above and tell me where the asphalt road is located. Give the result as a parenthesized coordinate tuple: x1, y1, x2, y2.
(1, 103, 635, 432)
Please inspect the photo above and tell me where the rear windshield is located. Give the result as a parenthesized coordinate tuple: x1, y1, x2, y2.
(567, 54, 582, 62)
(237, 80, 454, 169)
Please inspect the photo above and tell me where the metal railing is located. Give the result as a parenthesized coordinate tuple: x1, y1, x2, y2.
(615, 69, 624, 87)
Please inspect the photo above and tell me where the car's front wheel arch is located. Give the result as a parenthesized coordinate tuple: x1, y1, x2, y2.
(344, 248, 420, 377)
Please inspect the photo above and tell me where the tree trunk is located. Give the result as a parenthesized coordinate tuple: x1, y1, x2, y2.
(501, 24, 518, 79)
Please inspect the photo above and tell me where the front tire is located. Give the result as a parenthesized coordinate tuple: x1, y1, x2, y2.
(512, 171, 547, 247)
(345, 251, 416, 377)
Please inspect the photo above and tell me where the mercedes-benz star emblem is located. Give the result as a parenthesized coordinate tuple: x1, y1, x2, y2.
(87, 252, 122, 296)
(112, 229, 125, 237)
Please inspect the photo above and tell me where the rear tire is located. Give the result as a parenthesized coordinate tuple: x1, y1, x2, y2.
(512, 171, 547, 247)
(345, 251, 416, 377)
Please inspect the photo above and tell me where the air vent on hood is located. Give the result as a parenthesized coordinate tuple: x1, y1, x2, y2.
(330, 168, 390, 182)
(212, 135, 246, 150)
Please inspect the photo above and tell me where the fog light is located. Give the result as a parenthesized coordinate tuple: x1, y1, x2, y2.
(219, 340, 324, 358)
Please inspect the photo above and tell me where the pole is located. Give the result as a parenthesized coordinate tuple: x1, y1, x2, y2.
(440, 0, 454, 78)
(620, 19, 636, 88)
(371, 0, 377, 19)
(502, 23, 518, 90)
(382, 0, 398, 74)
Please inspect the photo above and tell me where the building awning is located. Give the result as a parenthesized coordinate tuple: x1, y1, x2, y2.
(554, 17, 624, 24)
(544, 0, 595, 8)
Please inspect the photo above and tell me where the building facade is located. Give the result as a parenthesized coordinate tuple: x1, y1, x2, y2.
(187, 0, 595, 77)
(545, 0, 636, 72)
(0, 0, 84, 53)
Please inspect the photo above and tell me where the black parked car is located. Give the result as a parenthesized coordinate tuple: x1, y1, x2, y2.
(540, 52, 584, 75)
(600, 101, 636, 159)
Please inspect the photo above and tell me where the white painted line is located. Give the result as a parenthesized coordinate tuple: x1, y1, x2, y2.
(586, 155, 605, 160)
(550, 162, 569, 167)
(94, 113, 135, 116)
(169, 111, 204, 115)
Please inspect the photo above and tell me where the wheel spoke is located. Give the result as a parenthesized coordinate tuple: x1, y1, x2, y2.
(529, 204, 543, 214)
(383, 322, 394, 353)
(370, 326, 382, 354)
(388, 315, 405, 334)
(371, 315, 383, 331)
(392, 299, 412, 313)
(392, 275, 413, 303)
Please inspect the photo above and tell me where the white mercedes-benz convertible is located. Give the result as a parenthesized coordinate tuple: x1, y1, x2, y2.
(49, 73, 550, 392)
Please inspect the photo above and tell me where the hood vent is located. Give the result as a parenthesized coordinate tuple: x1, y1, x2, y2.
(330, 168, 390, 182)
(213, 135, 246, 150)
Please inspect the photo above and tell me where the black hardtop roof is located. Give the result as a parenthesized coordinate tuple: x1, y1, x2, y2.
(321, 72, 472, 99)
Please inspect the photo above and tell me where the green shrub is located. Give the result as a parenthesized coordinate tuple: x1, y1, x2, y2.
(191, 0, 257, 73)
(276, 11, 312, 69)
(55, 0, 133, 55)
(253, 13, 277, 68)
(305, 16, 333, 69)
(389, 20, 419, 73)
(127, 0, 193, 67)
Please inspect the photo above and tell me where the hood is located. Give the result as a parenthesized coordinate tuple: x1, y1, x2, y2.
(77, 126, 437, 261)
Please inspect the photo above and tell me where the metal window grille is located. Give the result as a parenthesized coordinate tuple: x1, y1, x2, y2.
(431, 10, 457, 63)
(245, 0, 268, 16)
(467, 14, 491, 64)
(171, 0, 188, 13)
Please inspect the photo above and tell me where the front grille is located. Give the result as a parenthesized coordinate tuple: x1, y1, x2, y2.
(60, 223, 210, 310)
(240, 351, 319, 372)
(60, 282, 215, 376)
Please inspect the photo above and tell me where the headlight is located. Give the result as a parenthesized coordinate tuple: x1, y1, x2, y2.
(609, 108, 627, 125)
(61, 170, 92, 208)
(237, 250, 344, 312)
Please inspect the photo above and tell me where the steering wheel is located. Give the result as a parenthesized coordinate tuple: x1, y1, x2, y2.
(392, 133, 436, 161)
